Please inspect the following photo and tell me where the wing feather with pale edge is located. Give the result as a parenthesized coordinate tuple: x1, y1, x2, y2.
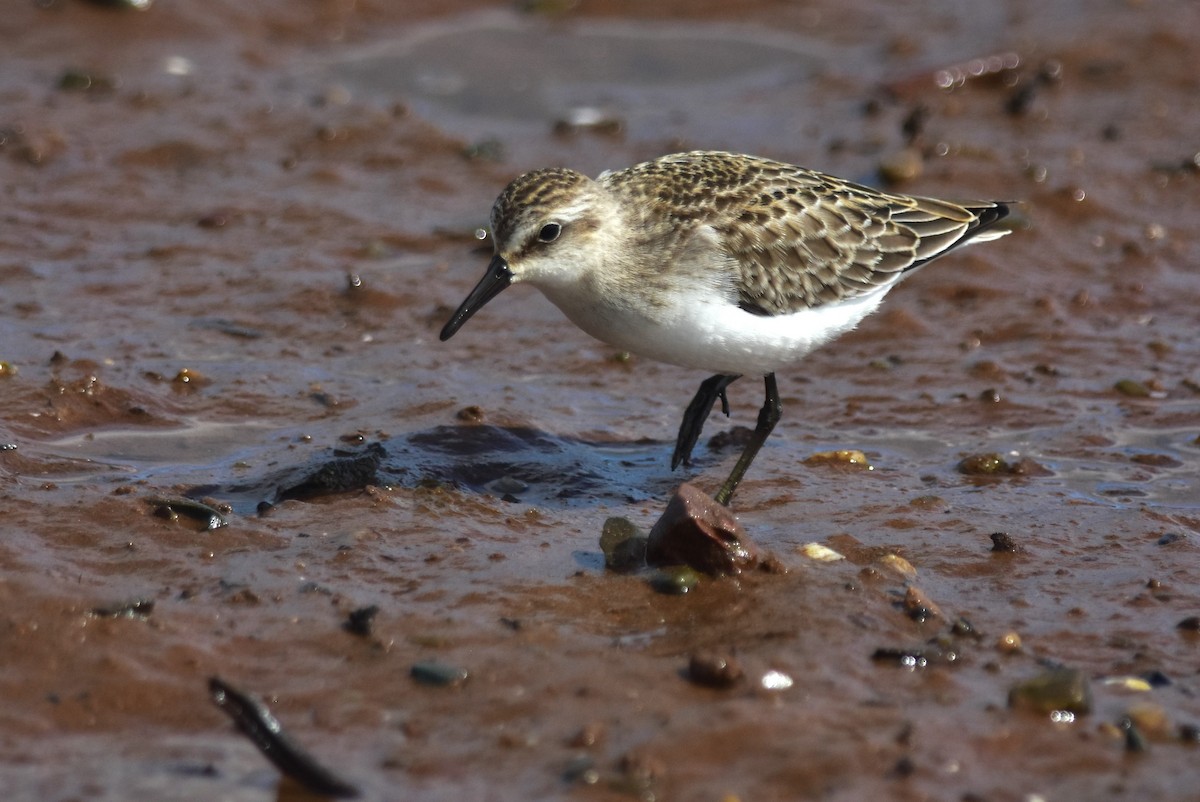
(604, 152, 1010, 316)
(721, 169, 1010, 316)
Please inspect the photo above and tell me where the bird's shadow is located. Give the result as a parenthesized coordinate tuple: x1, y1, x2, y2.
(191, 424, 700, 513)
(402, 423, 684, 505)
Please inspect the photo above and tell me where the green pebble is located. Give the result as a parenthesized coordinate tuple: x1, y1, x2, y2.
(648, 566, 699, 595)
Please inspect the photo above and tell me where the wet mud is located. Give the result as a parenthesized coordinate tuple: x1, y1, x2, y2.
(2, 1, 1199, 800)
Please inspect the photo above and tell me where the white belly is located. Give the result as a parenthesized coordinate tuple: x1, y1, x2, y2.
(541, 283, 891, 377)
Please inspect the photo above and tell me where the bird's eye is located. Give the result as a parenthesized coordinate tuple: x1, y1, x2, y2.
(537, 222, 562, 243)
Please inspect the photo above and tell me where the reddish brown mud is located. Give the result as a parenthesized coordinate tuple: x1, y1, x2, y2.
(2, 1, 1199, 800)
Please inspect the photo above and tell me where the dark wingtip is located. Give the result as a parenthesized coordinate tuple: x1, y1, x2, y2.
(973, 201, 1013, 231)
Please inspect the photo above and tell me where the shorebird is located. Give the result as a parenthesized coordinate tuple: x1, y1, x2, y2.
(440, 151, 1011, 504)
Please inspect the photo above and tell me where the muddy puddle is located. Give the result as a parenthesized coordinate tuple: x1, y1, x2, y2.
(2, 1, 1199, 800)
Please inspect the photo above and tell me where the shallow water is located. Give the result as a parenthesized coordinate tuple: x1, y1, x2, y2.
(3, 0, 1200, 799)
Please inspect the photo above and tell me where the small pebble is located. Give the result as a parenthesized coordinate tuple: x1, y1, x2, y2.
(803, 449, 872, 470)
(456, 405, 485, 422)
(890, 756, 917, 778)
(798, 542, 845, 562)
(600, 516, 647, 573)
(958, 453, 1009, 475)
(1113, 379, 1152, 397)
(566, 722, 606, 749)
(85, 0, 153, 8)
(410, 660, 469, 687)
(197, 211, 230, 229)
(1125, 702, 1170, 738)
(57, 68, 117, 92)
(648, 566, 699, 595)
(687, 652, 744, 689)
(1102, 676, 1153, 693)
(877, 553, 917, 579)
(902, 585, 943, 622)
(996, 631, 1023, 654)
(90, 599, 155, 619)
(1009, 667, 1092, 715)
(958, 453, 1050, 477)
(989, 532, 1022, 553)
(612, 750, 665, 797)
(759, 670, 794, 691)
(871, 646, 951, 668)
(342, 605, 379, 637)
(562, 755, 599, 785)
(1142, 670, 1171, 688)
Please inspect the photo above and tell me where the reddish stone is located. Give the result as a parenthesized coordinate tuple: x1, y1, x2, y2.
(646, 483, 760, 575)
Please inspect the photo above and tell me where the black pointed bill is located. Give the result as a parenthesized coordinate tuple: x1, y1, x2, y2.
(439, 254, 513, 341)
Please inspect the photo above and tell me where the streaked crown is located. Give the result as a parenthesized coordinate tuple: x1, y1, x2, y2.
(490, 167, 594, 251)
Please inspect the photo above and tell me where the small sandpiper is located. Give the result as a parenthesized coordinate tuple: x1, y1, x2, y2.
(440, 151, 1012, 505)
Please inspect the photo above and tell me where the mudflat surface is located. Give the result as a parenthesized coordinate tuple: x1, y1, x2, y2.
(2, 1, 1199, 800)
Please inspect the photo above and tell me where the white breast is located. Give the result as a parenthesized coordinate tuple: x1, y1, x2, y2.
(541, 281, 891, 377)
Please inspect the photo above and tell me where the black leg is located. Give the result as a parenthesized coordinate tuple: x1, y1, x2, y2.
(714, 373, 781, 506)
(671, 374, 740, 470)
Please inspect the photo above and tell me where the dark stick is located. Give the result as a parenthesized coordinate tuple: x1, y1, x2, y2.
(208, 676, 361, 799)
